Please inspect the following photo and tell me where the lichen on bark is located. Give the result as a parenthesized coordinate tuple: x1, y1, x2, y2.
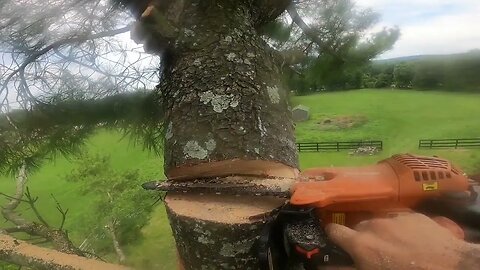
(158, 0, 298, 173)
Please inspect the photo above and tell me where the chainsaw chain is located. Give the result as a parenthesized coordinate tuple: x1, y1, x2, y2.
(142, 175, 304, 198)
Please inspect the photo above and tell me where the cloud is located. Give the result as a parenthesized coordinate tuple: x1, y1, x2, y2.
(355, 0, 480, 58)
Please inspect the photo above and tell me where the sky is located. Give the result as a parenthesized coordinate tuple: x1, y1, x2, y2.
(355, 0, 480, 59)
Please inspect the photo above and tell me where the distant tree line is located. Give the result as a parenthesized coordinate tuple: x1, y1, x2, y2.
(291, 50, 480, 94)
(364, 50, 480, 91)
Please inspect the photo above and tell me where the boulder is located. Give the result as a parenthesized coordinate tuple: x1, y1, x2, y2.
(292, 105, 310, 122)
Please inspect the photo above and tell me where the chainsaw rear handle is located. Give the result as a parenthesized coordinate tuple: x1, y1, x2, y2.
(257, 206, 354, 270)
(285, 216, 354, 270)
(258, 195, 480, 270)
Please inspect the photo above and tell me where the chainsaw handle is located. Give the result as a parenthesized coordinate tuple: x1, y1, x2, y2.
(302, 247, 353, 270)
(285, 217, 354, 269)
(297, 244, 354, 270)
(257, 206, 354, 270)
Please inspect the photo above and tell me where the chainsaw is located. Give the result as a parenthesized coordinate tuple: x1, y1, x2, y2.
(142, 154, 480, 270)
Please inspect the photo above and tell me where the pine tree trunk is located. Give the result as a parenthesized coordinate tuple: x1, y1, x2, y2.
(125, 0, 297, 268)
(150, 1, 299, 269)
(158, 2, 298, 178)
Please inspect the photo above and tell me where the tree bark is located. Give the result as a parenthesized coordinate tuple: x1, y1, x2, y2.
(160, 0, 298, 179)
(110, 0, 299, 269)
(165, 194, 289, 269)
(141, 1, 298, 269)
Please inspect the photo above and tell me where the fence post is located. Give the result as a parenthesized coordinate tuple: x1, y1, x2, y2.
(336, 142, 340, 152)
(455, 139, 459, 149)
(430, 140, 433, 149)
(316, 143, 319, 152)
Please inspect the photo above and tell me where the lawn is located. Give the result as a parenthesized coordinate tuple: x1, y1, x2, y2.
(1, 89, 480, 269)
(295, 89, 480, 172)
(0, 132, 173, 269)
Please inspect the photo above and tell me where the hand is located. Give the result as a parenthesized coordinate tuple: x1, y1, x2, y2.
(325, 213, 480, 270)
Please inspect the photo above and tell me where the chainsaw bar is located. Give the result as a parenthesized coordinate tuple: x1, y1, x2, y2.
(142, 175, 303, 198)
(143, 173, 480, 198)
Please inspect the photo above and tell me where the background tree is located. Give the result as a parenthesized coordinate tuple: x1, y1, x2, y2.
(365, 50, 480, 92)
(361, 62, 393, 88)
(266, 0, 399, 94)
(393, 63, 414, 88)
(66, 154, 155, 264)
(412, 60, 445, 89)
(0, 162, 127, 269)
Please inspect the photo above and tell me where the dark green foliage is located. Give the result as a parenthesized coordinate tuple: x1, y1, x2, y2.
(0, 116, 95, 175)
(66, 154, 156, 255)
(368, 50, 480, 91)
(0, 91, 164, 174)
(374, 73, 393, 88)
(285, 73, 310, 96)
(261, 20, 292, 43)
(0, 262, 21, 270)
(361, 62, 394, 88)
(304, 54, 345, 91)
(412, 60, 445, 89)
(275, 0, 399, 94)
(393, 63, 414, 88)
(417, 51, 480, 91)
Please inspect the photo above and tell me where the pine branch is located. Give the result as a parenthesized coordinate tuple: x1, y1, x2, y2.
(50, 194, 69, 231)
(3, 226, 29, 234)
(0, 25, 133, 104)
(24, 187, 50, 228)
(287, 3, 346, 62)
(0, 91, 163, 173)
(0, 234, 130, 270)
(0, 192, 29, 203)
(0, 163, 29, 225)
(253, 0, 292, 27)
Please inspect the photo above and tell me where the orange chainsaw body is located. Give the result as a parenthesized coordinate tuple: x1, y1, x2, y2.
(290, 154, 470, 227)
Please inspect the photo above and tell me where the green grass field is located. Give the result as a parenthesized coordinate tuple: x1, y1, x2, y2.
(1, 89, 480, 269)
(295, 89, 480, 171)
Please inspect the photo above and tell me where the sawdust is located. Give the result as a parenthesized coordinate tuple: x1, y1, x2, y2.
(167, 159, 299, 180)
(0, 234, 129, 270)
(165, 161, 295, 229)
(317, 115, 368, 130)
(165, 193, 285, 224)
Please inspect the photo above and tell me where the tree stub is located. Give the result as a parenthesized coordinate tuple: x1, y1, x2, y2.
(165, 192, 286, 269)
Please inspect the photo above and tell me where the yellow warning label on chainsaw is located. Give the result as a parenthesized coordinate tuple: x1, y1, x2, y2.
(332, 213, 346, 225)
(423, 182, 438, 191)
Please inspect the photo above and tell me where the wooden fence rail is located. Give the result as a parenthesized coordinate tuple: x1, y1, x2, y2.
(296, 140, 383, 152)
(418, 138, 480, 149)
